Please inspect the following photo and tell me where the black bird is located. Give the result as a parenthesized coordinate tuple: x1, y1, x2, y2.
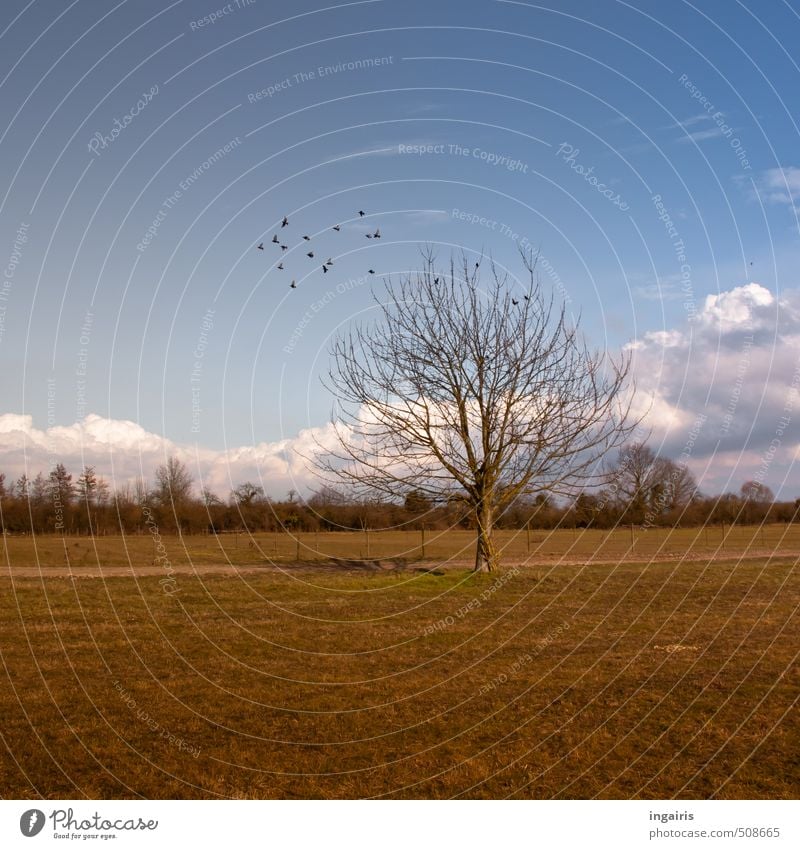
(303, 235, 311, 241)
(290, 280, 297, 288)
(512, 298, 519, 306)
(281, 244, 288, 251)
(277, 262, 284, 270)
(365, 233, 373, 239)
(257, 243, 264, 250)
(373, 228, 381, 239)
(325, 258, 333, 266)
(368, 269, 375, 274)
(322, 265, 328, 274)
(433, 277, 439, 284)
(281, 216, 289, 227)
(333, 225, 341, 231)
(272, 235, 279, 244)
(523, 294, 530, 301)
(358, 210, 365, 217)
(475, 262, 480, 268)
(307, 251, 314, 258)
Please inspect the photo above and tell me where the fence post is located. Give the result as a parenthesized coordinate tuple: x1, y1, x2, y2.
(421, 525, 426, 559)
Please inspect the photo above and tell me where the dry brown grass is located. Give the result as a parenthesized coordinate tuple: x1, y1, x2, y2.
(2, 522, 798, 571)
(0, 528, 798, 799)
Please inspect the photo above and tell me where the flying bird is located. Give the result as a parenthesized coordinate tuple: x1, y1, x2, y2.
(475, 262, 480, 268)
(303, 235, 311, 241)
(333, 225, 341, 231)
(512, 298, 519, 306)
(281, 216, 289, 227)
(325, 258, 333, 266)
(272, 235, 279, 244)
(365, 233, 373, 239)
(290, 280, 297, 288)
(277, 262, 284, 270)
(368, 269, 375, 274)
(280, 244, 288, 250)
(358, 210, 365, 217)
(373, 228, 381, 239)
(322, 264, 328, 273)
(257, 243, 264, 250)
(523, 294, 530, 301)
(433, 277, 439, 284)
(307, 251, 314, 258)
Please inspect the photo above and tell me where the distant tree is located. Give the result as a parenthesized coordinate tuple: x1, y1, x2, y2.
(572, 492, 601, 527)
(307, 486, 348, 507)
(48, 463, 74, 504)
(611, 443, 670, 521)
(404, 490, 432, 514)
(740, 480, 774, 503)
(15, 474, 29, 499)
(201, 488, 223, 508)
(29, 474, 47, 505)
(76, 466, 98, 504)
(314, 249, 635, 571)
(154, 456, 193, 506)
(232, 482, 265, 506)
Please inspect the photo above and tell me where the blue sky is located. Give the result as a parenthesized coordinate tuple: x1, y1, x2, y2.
(1, 0, 799, 497)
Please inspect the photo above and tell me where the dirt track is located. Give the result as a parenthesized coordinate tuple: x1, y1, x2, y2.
(2, 548, 795, 578)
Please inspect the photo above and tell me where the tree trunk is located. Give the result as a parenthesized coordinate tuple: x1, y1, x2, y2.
(474, 501, 499, 572)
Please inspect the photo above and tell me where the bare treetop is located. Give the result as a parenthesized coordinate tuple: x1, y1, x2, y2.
(314, 248, 637, 571)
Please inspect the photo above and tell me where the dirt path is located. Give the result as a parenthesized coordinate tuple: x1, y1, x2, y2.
(2, 548, 796, 578)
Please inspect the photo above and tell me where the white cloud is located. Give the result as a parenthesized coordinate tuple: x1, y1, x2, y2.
(0, 412, 338, 499)
(699, 282, 774, 327)
(676, 126, 726, 143)
(4, 280, 800, 499)
(628, 282, 800, 495)
(749, 166, 800, 205)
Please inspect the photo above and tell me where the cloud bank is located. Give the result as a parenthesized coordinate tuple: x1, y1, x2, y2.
(2, 282, 799, 499)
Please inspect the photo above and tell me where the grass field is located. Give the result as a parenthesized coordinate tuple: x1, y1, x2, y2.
(1, 526, 798, 799)
(2, 522, 798, 570)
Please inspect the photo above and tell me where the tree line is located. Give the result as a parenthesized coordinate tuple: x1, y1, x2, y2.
(1, 444, 796, 536)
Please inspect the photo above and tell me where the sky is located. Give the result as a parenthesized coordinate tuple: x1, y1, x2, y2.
(0, 0, 799, 499)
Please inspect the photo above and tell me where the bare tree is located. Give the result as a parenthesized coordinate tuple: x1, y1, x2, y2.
(313, 249, 636, 571)
(154, 456, 193, 506)
(611, 442, 697, 523)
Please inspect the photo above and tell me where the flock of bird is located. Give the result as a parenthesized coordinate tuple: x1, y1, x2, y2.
(256, 213, 500, 297)
(256, 210, 380, 289)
